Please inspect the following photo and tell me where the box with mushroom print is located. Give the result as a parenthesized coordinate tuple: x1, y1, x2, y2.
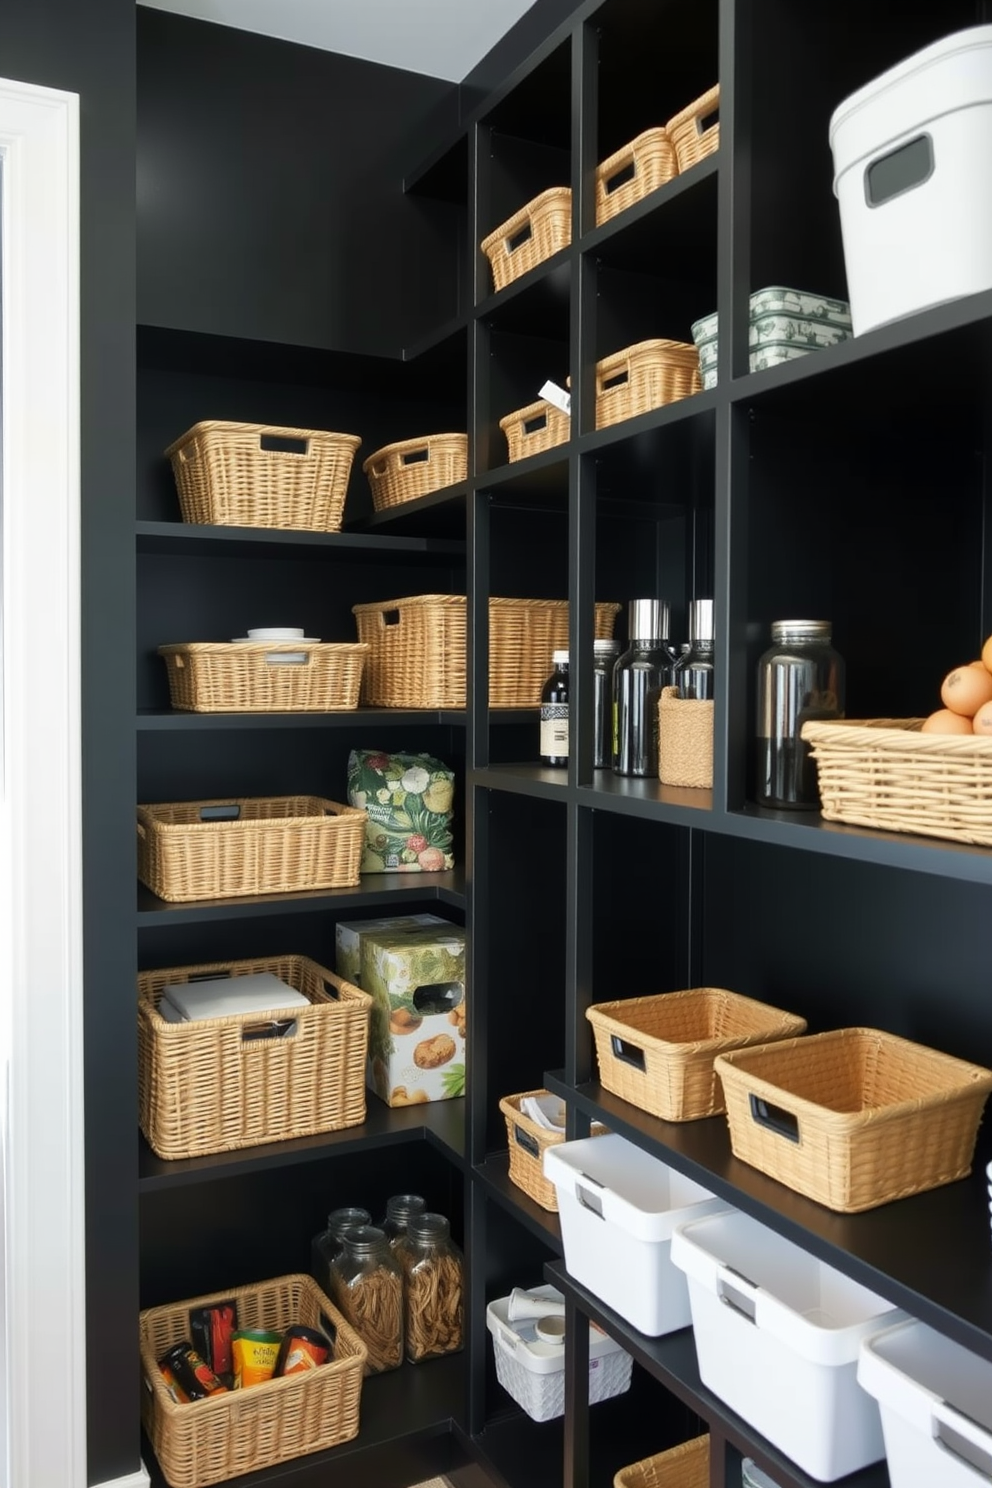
(347, 749, 455, 874)
(359, 926, 467, 1108)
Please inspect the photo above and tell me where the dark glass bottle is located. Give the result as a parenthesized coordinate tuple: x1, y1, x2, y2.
(756, 619, 845, 809)
(674, 599, 715, 700)
(310, 1205, 371, 1297)
(593, 638, 620, 768)
(540, 650, 569, 767)
(612, 600, 677, 776)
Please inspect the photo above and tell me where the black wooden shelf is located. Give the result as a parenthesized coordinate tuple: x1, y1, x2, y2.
(136, 519, 466, 561)
(136, 708, 531, 730)
(343, 483, 469, 539)
(136, 869, 467, 925)
(581, 154, 719, 267)
(476, 449, 569, 496)
(475, 251, 571, 329)
(544, 1071, 992, 1366)
(138, 1097, 466, 1191)
(474, 1156, 563, 1251)
(544, 1262, 891, 1488)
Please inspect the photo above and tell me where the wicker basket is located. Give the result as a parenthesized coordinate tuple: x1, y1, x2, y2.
(802, 717, 992, 847)
(586, 988, 807, 1122)
(481, 187, 572, 293)
(499, 1090, 607, 1212)
(138, 955, 372, 1160)
(595, 340, 702, 429)
(658, 687, 713, 789)
(362, 433, 468, 512)
(136, 796, 368, 903)
(352, 595, 621, 709)
(666, 85, 720, 172)
(596, 127, 679, 226)
(715, 1027, 992, 1213)
(615, 1435, 710, 1488)
(140, 1273, 367, 1488)
(499, 399, 571, 463)
(164, 421, 361, 532)
(158, 643, 369, 714)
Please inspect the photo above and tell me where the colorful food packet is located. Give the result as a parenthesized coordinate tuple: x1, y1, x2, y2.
(231, 1329, 281, 1388)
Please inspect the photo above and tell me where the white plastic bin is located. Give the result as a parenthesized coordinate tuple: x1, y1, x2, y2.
(670, 1209, 907, 1481)
(858, 1317, 992, 1487)
(830, 26, 992, 335)
(543, 1132, 728, 1336)
(486, 1284, 632, 1422)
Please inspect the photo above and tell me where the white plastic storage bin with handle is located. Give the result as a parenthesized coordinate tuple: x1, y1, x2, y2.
(858, 1317, 992, 1488)
(543, 1132, 729, 1336)
(829, 25, 992, 335)
(669, 1209, 907, 1481)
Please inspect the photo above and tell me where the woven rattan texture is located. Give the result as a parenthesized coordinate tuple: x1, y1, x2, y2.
(140, 1273, 367, 1488)
(716, 1027, 992, 1212)
(363, 433, 468, 512)
(138, 955, 371, 1159)
(165, 421, 361, 532)
(159, 642, 368, 713)
(136, 796, 367, 902)
(615, 1435, 710, 1488)
(587, 989, 807, 1123)
(595, 340, 702, 429)
(480, 187, 572, 292)
(666, 85, 720, 172)
(595, 127, 679, 226)
(803, 717, 992, 846)
(499, 1090, 606, 1212)
(499, 399, 571, 463)
(658, 687, 714, 788)
(352, 595, 621, 709)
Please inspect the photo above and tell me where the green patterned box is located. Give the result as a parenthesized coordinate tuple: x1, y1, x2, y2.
(360, 926, 467, 1108)
(335, 914, 448, 988)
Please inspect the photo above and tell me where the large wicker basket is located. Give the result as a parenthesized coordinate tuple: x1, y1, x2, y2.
(802, 717, 992, 847)
(362, 433, 468, 512)
(499, 398, 571, 463)
(136, 796, 368, 903)
(595, 340, 702, 429)
(715, 1027, 992, 1212)
(352, 595, 621, 709)
(596, 127, 679, 226)
(138, 955, 371, 1160)
(158, 642, 369, 714)
(140, 1273, 367, 1488)
(481, 187, 572, 293)
(615, 1435, 710, 1488)
(666, 85, 720, 172)
(586, 988, 807, 1122)
(164, 421, 361, 532)
(499, 1089, 606, 1212)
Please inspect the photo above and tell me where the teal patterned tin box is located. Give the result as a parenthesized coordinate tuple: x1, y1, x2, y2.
(691, 286, 852, 388)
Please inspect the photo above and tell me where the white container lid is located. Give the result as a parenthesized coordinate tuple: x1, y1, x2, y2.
(858, 1317, 992, 1444)
(160, 971, 310, 1022)
(486, 1284, 625, 1375)
(543, 1132, 718, 1243)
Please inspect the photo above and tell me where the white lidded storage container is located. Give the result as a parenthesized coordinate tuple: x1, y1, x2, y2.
(858, 1317, 992, 1488)
(486, 1283, 632, 1422)
(830, 26, 992, 335)
(543, 1132, 728, 1336)
(669, 1209, 907, 1481)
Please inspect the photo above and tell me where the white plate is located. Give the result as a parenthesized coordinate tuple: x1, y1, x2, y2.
(230, 637, 320, 643)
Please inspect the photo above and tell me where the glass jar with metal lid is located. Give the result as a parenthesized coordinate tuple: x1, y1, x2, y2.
(310, 1205, 371, 1297)
(755, 619, 845, 809)
(394, 1211, 464, 1363)
(329, 1224, 404, 1374)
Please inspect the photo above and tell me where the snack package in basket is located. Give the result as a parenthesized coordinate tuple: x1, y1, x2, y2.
(347, 749, 455, 873)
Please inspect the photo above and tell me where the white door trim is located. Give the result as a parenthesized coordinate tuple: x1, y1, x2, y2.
(0, 77, 86, 1488)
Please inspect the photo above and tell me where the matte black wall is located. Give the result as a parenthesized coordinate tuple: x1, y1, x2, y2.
(2, 0, 137, 1483)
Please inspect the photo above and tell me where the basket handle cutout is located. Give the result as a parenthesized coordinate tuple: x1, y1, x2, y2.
(717, 1265, 757, 1322)
(505, 221, 533, 254)
(697, 105, 719, 136)
(189, 970, 232, 982)
(523, 413, 548, 436)
(322, 979, 340, 1000)
(264, 650, 308, 665)
(600, 369, 629, 393)
(241, 1018, 297, 1043)
(610, 1034, 646, 1072)
(932, 1400, 992, 1477)
(865, 133, 933, 208)
(199, 804, 241, 821)
(259, 433, 309, 455)
(513, 1123, 540, 1159)
(604, 159, 636, 195)
(401, 447, 430, 466)
(748, 1093, 800, 1143)
(318, 1312, 338, 1351)
(382, 608, 401, 627)
(576, 1182, 604, 1218)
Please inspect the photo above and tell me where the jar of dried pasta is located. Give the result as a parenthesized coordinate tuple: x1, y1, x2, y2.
(329, 1224, 403, 1374)
(395, 1211, 464, 1363)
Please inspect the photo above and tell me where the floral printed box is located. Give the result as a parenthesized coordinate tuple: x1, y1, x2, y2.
(335, 913, 448, 988)
(347, 748, 455, 873)
(360, 926, 467, 1107)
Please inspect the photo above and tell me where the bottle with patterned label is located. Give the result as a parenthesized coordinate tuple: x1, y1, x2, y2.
(540, 650, 569, 767)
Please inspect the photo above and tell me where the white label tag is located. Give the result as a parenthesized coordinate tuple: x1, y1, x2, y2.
(539, 380, 571, 416)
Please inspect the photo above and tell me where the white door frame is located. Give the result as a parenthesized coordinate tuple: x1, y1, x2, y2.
(0, 76, 87, 1488)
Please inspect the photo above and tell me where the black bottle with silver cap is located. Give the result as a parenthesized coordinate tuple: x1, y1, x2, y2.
(612, 599, 677, 777)
(673, 599, 715, 700)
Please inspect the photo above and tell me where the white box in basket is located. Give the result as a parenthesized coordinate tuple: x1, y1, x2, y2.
(543, 1132, 727, 1337)
(670, 1209, 907, 1481)
(858, 1317, 992, 1488)
(486, 1285, 632, 1423)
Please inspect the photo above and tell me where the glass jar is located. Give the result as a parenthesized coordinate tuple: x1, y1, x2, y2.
(394, 1212, 464, 1363)
(540, 650, 569, 767)
(378, 1192, 426, 1250)
(756, 619, 845, 809)
(593, 638, 620, 768)
(613, 600, 678, 776)
(329, 1224, 404, 1374)
(310, 1206, 371, 1298)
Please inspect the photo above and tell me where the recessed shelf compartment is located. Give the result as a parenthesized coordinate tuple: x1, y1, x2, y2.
(474, 1155, 563, 1252)
(136, 868, 467, 924)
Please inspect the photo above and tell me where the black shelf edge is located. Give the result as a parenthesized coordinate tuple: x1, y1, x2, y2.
(544, 1071, 992, 1366)
(343, 482, 469, 535)
(137, 708, 530, 730)
(475, 448, 570, 492)
(581, 152, 720, 256)
(469, 764, 570, 803)
(136, 519, 466, 559)
(138, 1097, 466, 1191)
(474, 246, 571, 321)
(544, 1261, 889, 1488)
(577, 773, 714, 824)
(136, 869, 467, 926)
(575, 387, 718, 455)
(143, 1355, 465, 1488)
(474, 1155, 563, 1251)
